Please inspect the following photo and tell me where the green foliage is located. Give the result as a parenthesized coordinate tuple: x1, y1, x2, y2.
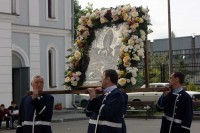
(186, 81, 196, 91)
(149, 68, 161, 83)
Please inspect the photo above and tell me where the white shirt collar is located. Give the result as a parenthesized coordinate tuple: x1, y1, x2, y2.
(103, 85, 117, 94)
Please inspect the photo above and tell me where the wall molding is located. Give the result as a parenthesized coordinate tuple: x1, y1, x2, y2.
(12, 24, 71, 37)
(0, 13, 17, 23)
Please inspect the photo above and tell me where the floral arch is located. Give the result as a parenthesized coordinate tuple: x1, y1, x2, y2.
(64, 4, 151, 90)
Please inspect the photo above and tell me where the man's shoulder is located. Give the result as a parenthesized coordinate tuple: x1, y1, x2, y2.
(111, 88, 123, 95)
(43, 94, 54, 99)
(8, 106, 12, 109)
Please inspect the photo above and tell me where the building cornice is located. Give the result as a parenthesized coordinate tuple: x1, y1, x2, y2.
(12, 24, 71, 37)
(0, 13, 17, 23)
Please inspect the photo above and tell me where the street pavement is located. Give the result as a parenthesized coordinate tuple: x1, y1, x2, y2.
(1, 109, 200, 133)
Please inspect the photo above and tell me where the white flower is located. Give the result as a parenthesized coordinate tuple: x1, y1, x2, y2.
(137, 49, 144, 57)
(65, 5, 151, 89)
(65, 77, 70, 82)
(86, 13, 91, 18)
(90, 13, 96, 20)
(141, 35, 146, 41)
(118, 78, 126, 86)
(76, 71, 82, 76)
(100, 9, 107, 17)
(134, 44, 140, 50)
(131, 70, 137, 77)
(132, 55, 140, 61)
(139, 18, 144, 23)
(124, 46, 129, 52)
(128, 38, 135, 45)
(68, 56, 75, 63)
(131, 77, 136, 85)
(71, 80, 78, 86)
(131, 12, 139, 17)
(140, 30, 146, 36)
(133, 67, 138, 72)
(82, 30, 90, 39)
(133, 35, 138, 40)
(126, 79, 130, 83)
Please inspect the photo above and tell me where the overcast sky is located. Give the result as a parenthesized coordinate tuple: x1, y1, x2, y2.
(78, 0, 200, 41)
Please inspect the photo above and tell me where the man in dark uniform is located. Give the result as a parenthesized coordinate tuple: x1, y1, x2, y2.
(16, 75, 54, 133)
(156, 72, 193, 133)
(86, 69, 125, 133)
(8, 101, 19, 129)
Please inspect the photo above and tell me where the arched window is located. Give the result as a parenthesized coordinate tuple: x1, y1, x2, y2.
(48, 48, 56, 88)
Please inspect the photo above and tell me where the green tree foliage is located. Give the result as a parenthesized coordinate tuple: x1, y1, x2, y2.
(174, 56, 190, 75)
(171, 31, 176, 38)
(186, 81, 196, 91)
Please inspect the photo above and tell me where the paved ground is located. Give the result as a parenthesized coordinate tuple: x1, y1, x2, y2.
(1, 109, 200, 133)
(1, 119, 200, 133)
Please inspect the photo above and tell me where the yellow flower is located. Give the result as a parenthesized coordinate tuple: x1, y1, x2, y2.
(67, 71, 72, 76)
(120, 45, 126, 53)
(119, 70, 124, 76)
(87, 19, 93, 27)
(100, 17, 107, 24)
(74, 51, 81, 60)
(121, 38, 128, 43)
(75, 40, 81, 45)
(123, 62, 131, 67)
(124, 53, 129, 56)
(123, 55, 130, 62)
(135, 17, 140, 22)
(118, 78, 126, 86)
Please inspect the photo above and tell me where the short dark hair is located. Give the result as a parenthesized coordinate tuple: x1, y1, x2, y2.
(0, 104, 5, 107)
(104, 69, 118, 85)
(173, 72, 185, 84)
(11, 101, 15, 105)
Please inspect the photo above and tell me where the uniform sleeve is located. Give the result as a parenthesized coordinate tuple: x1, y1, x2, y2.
(86, 98, 102, 114)
(31, 95, 54, 120)
(181, 96, 193, 133)
(123, 93, 128, 114)
(156, 94, 168, 112)
(85, 100, 93, 117)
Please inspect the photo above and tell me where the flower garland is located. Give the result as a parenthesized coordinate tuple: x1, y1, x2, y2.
(64, 4, 151, 90)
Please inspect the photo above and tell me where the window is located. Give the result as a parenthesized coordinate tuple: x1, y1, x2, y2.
(47, 0, 56, 19)
(48, 48, 56, 88)
(11, 0, 19, 14)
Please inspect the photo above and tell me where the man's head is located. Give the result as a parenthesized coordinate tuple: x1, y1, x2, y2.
(11, 101, 16, 107)
(31, 75, 44, 91)
(169, 72, 185, 88)
(100, 69, 118, 89)
(0, 104, 5, 110)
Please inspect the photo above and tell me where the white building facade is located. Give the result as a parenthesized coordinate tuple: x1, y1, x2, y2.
(0, 0, 73, 108)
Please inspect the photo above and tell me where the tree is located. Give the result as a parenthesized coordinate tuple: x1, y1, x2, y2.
(171, 31, 176, 38)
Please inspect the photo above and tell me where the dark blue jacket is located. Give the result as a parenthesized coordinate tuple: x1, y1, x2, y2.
(16, 94, 54, 133)
(156, 90, 193, 133)
(86, 88, 125, 133)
